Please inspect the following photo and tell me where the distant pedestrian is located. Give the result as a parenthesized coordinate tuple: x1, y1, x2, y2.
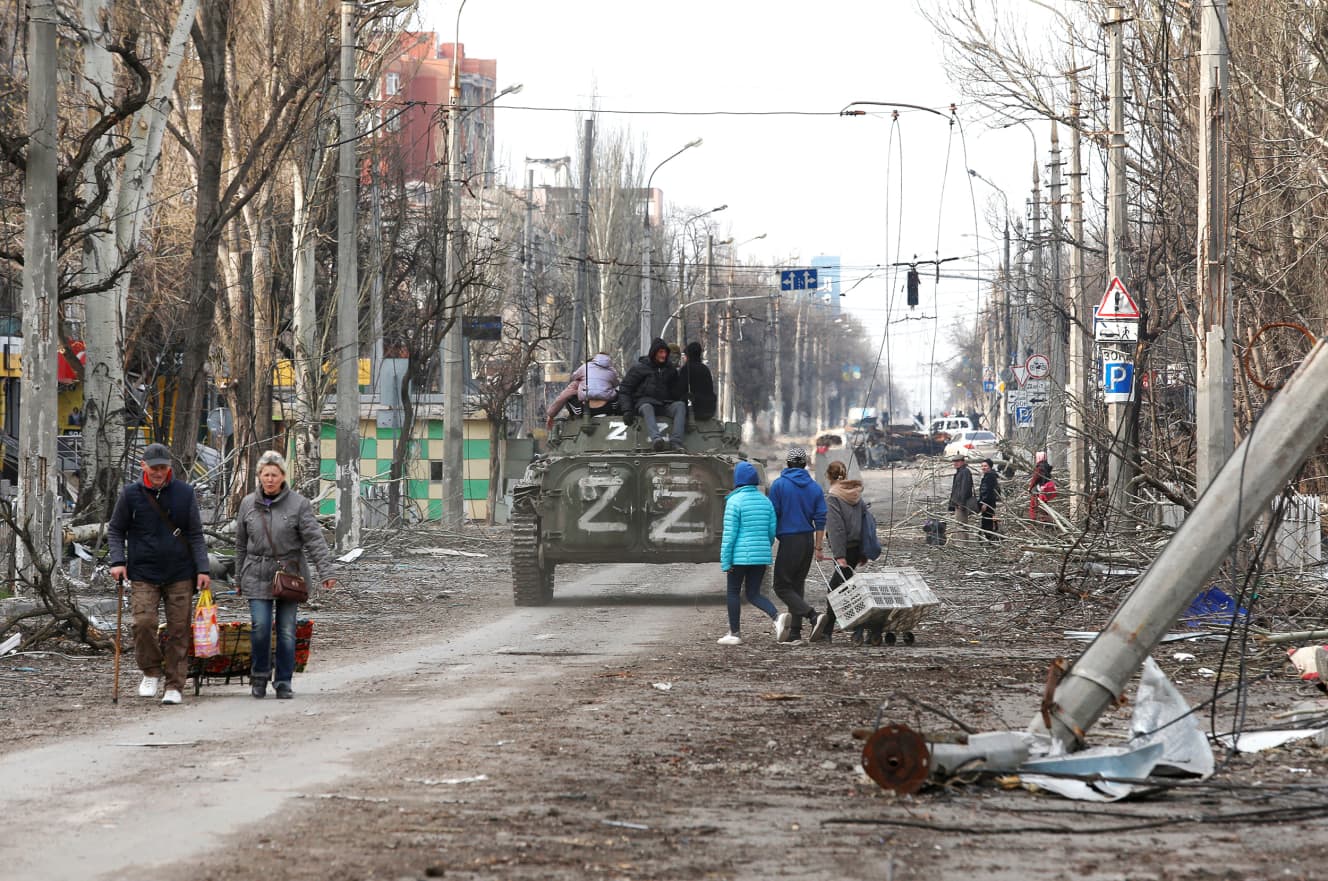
(619, 337, 687, 452)
(978, 458, 1001, 540)
(235, 451, 336, 699)
(820, 460, 875, 644)
(674, 341, 717, 422)
(716, 461, 780, 645)
(1028, 460, 1059, 524)
(769, 446, 829, 643)
(107, 443, 211, 707)
(948, 455, 977, 541)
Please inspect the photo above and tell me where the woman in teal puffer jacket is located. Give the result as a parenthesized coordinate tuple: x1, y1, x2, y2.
(717, 461, 780, 645)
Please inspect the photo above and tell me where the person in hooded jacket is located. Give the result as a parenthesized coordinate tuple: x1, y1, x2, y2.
(235, 450, 336, 699)
(546, 352, 620, 429)
(673, 341, 717, 422)
(819, 460, 877, 644)
(716, 461, 780, 645)
(618, 337, 686, 451)
(107, 443, 211, 706)
(768, 446, 830, 642)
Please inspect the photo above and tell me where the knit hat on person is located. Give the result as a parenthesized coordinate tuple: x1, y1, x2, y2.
(786, 446, 808, 467)
(733, 461, 760, 488)
(685, 341, 703, 361)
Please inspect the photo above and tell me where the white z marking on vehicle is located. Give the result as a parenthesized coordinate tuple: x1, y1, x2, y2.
(649, 489, 708, 543)
(606, 422, 628, 440)
(577, 476, 628, 533)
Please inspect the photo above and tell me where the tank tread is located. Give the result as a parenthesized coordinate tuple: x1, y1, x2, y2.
(511, 504, 553, 606)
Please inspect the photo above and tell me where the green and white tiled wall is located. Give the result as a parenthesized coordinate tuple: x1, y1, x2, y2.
(317, 417, 492, 521)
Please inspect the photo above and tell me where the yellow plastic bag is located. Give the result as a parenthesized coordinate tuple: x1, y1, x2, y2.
(192, 589, 221, 658)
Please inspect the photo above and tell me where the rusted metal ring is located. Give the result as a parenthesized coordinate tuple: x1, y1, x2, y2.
(861, 723, 930, 795)
(1242, 322, 1318, 392)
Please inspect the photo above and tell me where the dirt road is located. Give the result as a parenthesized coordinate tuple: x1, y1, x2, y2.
(3, 465, 1327, 880)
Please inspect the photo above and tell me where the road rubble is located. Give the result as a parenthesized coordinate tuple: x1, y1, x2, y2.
(3, 465, 1328, 880)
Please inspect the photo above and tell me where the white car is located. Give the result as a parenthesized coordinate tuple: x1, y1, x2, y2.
(943, 429, 1002, 462)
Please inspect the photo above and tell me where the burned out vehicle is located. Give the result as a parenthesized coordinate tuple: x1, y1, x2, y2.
(510, 414, 759, 605)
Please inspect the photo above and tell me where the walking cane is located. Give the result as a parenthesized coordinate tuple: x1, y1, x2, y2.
(112, 575, 124, 704)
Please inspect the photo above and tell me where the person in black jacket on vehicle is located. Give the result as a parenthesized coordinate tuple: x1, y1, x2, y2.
(107, 443, 211, 706)
(619, 337, 687, 451)
(674, 341, 717, 422)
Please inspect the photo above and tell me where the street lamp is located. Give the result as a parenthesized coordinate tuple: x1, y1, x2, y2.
(677, 204, 726, 344)
(641, 138, 702, 352)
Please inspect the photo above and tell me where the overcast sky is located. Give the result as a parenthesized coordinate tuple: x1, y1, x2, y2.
(417, 0, 1059, 417)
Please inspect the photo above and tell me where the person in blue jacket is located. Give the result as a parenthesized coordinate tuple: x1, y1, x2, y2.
(768, 446, 829, 642)
(717, 461, 780, 645)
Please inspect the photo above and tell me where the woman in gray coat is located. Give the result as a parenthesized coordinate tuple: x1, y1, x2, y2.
(235, 450, 335, 698)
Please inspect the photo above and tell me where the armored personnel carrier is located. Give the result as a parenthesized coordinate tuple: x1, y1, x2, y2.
(510, 414, 760, 605)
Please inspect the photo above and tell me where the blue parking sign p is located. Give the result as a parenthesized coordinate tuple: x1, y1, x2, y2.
(1103, 360, 1134, 402)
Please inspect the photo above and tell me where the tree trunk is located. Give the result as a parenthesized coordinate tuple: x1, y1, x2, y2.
(290, 149, 325, 497)
(170, 0, 231, 468)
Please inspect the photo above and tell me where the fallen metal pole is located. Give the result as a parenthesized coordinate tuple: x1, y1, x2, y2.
(1041, 341, 1328, 748)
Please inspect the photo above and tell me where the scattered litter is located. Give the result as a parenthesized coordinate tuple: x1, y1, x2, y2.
(759, 693, 803, 701)
(0, 633, 20, 656)
(12, 666, 37, 673)
(1172, 652, 1196, 662)
(72, 542, 95, 562)
(1214, 729, 1327, 753)
(533, 633, 556, 641)
(1131, 657, 1214, 778)
(1064, 630, 1221, 643)
(311, 793, 389, 803)
(602, 819, 650, 831)
(1083, 562, 1141, 577)
(116, 741, 199, 748)
(336, 547, 364, 564)
(1181, 585, 1248, 628)
(1286, 644, 1328, 682)
(1273, 702, 1328, 722)
(495, 740, 513, 746)
(1022, 741, 1166, 802)
(1197, 667, 1217, 677)
(409, 775, 489, 786)
(1285, 767, 1312, 774)
(412, 548, 488, 558)
(651, 682, 673, 691)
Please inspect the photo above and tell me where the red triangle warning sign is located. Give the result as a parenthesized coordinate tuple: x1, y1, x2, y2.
(1097, 276, 1140, 320)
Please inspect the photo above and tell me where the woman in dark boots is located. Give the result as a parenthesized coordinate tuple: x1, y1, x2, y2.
(234, 451, 336, 699)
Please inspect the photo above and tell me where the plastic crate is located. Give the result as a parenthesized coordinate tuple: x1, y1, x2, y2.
(827, 568, 939, 632)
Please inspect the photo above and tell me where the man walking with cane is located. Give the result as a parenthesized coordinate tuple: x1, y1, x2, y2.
(107, 443, 211, 706)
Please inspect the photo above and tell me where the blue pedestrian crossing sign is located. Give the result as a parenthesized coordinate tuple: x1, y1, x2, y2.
(779, 268, 819, 291)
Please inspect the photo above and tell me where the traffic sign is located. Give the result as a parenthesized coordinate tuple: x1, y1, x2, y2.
(1026, 378, 1050, 404)
(982, 380, 995, 393)
(1025, 353, 1050, 378)
(779, 268, 819, 291)
(1103, 359, 1134, 403)
(1097, 276, 1140, 320)
(1015, 406, 1033, 427)
(1095, 317, 1139, 343)
(1012, 365, 1030, 387)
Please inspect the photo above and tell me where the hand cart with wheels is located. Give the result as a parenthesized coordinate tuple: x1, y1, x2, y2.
(159, 619, 315, 695)
(826, 568, 939, 646)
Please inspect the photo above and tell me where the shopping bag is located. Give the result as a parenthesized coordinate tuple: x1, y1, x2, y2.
(192, 589, 221, 658)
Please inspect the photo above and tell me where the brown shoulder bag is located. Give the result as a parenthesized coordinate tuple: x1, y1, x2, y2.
(260, 508, 309, 603)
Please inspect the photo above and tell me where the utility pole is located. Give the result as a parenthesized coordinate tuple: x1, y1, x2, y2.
(772, 294, 784, 435)
(440, 30, 466, 529)
(572, 119, 593, 368)
(1066, 66, 1090, 520)
(369, 168, 384, 386)
(703, 235, 715, 362)
(1195, 0, 1232, 494)
(1105, 2, 1135, 517)
(17, 0, 60, 587)
(334, 1, 362, 551)
(1028, 155, 1046, 453)
(998, 221, 1012, 438)
(1047, 122, 1068, 478)
(721, 261, 735, 422)
(520, 168, 538, 436)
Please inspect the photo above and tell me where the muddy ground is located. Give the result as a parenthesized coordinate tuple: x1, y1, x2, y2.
(4, 462, 1328, 880)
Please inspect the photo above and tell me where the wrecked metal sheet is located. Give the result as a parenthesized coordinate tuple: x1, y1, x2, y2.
(1131, 657, 1215, 778)
(1214, 729, 1327, 753)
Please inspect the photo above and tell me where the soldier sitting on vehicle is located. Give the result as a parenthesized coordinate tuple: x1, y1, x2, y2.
(672, 341, 717, 423)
